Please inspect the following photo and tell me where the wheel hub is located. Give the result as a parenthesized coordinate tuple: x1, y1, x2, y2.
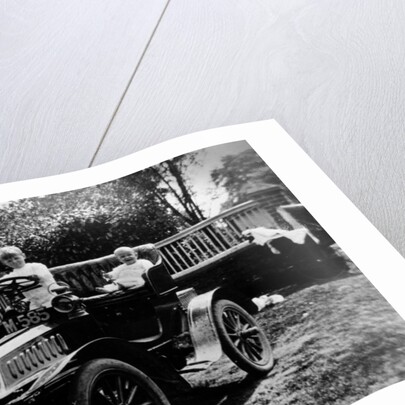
(240, 326, 259, 338)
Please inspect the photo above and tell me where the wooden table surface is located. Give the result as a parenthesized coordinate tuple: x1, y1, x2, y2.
(1, 1, 405, 256)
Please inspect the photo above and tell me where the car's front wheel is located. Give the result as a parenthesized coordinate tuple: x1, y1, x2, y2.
(70, 358, 171, 405)
(213, 299, 274, 376)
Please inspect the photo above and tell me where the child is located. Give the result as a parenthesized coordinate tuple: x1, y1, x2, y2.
(97, 247, 153, 293)
(0, 246, 56, 309)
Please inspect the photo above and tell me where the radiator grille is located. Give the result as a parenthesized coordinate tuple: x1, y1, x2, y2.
(2, 334, 69, 386)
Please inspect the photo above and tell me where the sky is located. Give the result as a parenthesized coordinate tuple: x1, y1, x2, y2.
(0, 141, 254, 223)
(185, 140, 251, 216)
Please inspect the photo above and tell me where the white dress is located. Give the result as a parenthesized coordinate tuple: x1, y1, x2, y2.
(3, 263, 56, 309)
(108, 259, 153, 288)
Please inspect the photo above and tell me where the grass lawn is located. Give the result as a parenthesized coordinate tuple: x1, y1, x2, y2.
(187, 274, 405, 405)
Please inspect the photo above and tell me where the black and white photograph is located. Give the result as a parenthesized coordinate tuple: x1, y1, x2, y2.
(1, 139, 405, 405)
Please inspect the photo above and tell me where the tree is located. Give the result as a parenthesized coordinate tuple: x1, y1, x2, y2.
(0, 178, 181, 268)
(0, 152, 205, 269)
(211, 149, 284, 205)
(121, 153, 205, 225)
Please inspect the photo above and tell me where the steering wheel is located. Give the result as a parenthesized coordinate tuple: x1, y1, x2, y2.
(0, 276, 40, 294)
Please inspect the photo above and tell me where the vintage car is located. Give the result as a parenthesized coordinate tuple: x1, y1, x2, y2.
(0, 245, 273, 405)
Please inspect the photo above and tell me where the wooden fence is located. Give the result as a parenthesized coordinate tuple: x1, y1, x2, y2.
(155, 200, 276, 274)
(49, 200, 283, 294)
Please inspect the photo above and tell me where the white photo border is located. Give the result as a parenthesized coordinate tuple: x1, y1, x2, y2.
(1, 120, 404, 404)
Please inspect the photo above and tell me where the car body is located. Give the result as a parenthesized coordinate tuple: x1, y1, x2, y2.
(0, 246, 273, 405)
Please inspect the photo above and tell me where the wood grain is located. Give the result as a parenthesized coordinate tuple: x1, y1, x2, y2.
(0, 0, 167, 182)
(93, 0, 405, 255)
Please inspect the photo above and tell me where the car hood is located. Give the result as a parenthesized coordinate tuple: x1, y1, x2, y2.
(0, 324, 70, 401)
(1, 354, 75, 404)
(0, 324, 55, 355)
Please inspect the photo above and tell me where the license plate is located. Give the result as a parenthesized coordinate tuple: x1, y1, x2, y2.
(1, 308, 52, 334)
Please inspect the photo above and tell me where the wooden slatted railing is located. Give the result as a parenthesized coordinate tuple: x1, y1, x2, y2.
(155, 201, 277, 273)
(49, 200, 281, 295)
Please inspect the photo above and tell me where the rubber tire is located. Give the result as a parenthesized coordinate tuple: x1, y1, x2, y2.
(69, 358, 171, 405)
(213, 299, 274, 375)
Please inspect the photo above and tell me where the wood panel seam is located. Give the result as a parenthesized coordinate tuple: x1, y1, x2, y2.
(88, 0, 172, 167)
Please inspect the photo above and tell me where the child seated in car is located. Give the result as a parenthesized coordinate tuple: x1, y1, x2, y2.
(0, 246, 56, 309)
(96, 246, 154, 293)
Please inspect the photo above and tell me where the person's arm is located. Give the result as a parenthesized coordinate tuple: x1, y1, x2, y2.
(140, 259, 154, 272)
(32, 263, 54, 284)
(107, 266, 122, 281)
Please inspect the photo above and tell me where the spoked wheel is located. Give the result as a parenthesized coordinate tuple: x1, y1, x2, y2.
(213, 299, 274, 375)
(70, 359, 171, 405)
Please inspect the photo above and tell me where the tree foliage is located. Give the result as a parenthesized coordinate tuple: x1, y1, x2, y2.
(211, 149, 284, 206)
(122, 153, 205, 225)
(0, 154, 203, 270)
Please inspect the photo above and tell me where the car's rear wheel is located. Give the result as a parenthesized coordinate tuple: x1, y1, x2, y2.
(212, 299, 274, 375)
(70, 358, 171, 405)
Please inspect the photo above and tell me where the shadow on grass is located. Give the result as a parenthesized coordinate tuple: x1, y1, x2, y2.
(180, 274, 405, 405)
(176, 369, 277, 405)
(272, 270, 359, 299)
